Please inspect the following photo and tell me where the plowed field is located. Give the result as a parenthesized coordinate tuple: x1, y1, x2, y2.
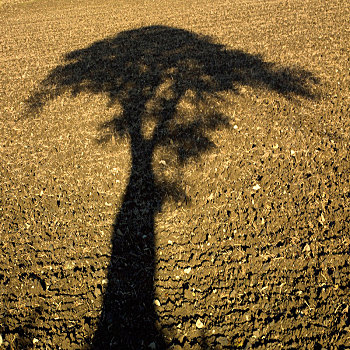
(1, 0, 349, 349)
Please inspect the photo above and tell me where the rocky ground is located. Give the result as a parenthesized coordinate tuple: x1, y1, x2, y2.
(0, 0, 349, 349)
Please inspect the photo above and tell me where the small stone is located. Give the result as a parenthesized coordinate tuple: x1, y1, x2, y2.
(94, 287, 102, 297)
(303, 244, 311, 252)
(168, 240, 173, 245)
(252, 184, 261, 191)
(33, 338, 39, 344)
(244, 312, 251, 321)
(196, 319, 204, 329)
(291, 149, 296, 156)
(234, 337, 245, 347)
(252, 330, 260, 338)
(148, 342, 156, 349)
(63, 261, 75, 270)
(319, 213, 326, 224)
(154, 299, 161, 307)
(184, 267, 191, 274)
(116, 229, 123, 237)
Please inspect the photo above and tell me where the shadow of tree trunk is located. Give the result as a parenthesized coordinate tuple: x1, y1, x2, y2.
(93, 104, 166, 349)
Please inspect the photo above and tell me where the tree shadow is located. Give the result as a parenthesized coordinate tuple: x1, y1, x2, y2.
(26, 25, 318, 349)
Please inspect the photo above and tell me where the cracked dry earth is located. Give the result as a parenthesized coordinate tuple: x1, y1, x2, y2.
(0, 0, 349, 349)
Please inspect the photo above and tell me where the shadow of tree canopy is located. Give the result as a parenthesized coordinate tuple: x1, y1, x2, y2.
(27, 25, 318, 349)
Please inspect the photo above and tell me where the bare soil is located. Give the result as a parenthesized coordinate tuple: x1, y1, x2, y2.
(0, 0, 349, 349)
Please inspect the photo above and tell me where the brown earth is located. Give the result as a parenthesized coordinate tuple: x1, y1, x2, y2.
(0, 0, 349, 349)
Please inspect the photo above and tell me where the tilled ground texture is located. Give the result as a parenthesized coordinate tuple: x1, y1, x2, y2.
(1, 0, 349, 349)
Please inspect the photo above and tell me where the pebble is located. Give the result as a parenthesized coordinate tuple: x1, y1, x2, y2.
(244, 312, 251, 321)
(252, 329, 260, 338)
(184, 267, 191, 274)
(148, 342, 156, 349)
(252, 184, 261, 191)
(63, 261, 75, 270)
(303, 244, 311, 252)
(196, 319, 204, 329)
